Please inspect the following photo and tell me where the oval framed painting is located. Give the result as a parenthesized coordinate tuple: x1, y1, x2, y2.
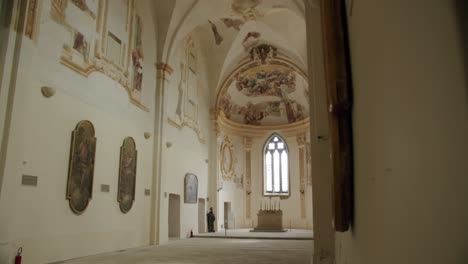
(220, 135, 234, 180)
(66, 120, 96, 215)
(118, 137, 137, 213)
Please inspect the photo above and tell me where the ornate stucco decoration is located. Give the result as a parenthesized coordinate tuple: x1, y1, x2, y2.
(220, 135, 235, 181)
(51, 0, 148, 111)
(249, 44, 278, 64)
(167, 36, 206, 144)
(230, 0, 264, 20)
(25, 0, 41, 40)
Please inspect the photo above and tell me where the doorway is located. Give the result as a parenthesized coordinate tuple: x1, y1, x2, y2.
(224, 202, 232, 229)
(168, 193, 180, 239)
(198, 198, 205, 233)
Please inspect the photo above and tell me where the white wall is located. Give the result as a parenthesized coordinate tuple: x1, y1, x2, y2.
(217, 133, 245, 229)
(0, 1, 157, 263)
(216, 131, 313, 230)
(158, 32, 211, 243)
(250, 133, 313, 229)
(336, 0, 468, 263)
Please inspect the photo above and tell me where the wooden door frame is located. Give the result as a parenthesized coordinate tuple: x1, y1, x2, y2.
(320, 0, 354, 232)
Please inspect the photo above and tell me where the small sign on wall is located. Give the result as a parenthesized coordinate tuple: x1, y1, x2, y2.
(101, 184, 110, 193)
(145, 189, 151, 196)
(21, 175, 38, 186)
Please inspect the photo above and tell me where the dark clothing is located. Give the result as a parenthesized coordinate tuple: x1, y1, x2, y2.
(207, 210, 216, 232)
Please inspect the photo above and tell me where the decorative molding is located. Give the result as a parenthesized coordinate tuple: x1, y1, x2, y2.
(156, 62, 174, 81)
(217, 111, 309, 138)
(167, 117, 206, 144)
(167, 36, 205, 143)
(296, 133, 306, 147)
(299, 145, 306, 219)
(305, 142, 312, 185)
(249, 44, 278, 64)
(50, 0, 67, 24)
(220, 135, 235, 181)
(53, 0, 149, 111)
(25, 0, 41, 40)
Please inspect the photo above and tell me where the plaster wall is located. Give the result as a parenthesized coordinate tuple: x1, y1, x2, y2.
(217, 133, 245, 229)
(249, 133, 312, 229)
(0, 1, 157, 263)
(335, 0, 468, 263)
(217, 131, 313, 230)
(158, 33, 211, 244)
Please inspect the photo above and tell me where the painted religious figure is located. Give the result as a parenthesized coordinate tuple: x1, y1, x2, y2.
(66, 120, 96, 215)
(235, 69, 296, 97)
(184, 173, 198, 203)
(131, 16, 144, 92)
(118, 137, 138, 213)
(73, 31, 89, 61)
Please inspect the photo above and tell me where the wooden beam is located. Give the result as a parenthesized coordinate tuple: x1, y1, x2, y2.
(320, 0, 354, 232)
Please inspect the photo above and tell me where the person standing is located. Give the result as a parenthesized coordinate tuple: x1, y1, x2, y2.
(207, 207, 216, 232)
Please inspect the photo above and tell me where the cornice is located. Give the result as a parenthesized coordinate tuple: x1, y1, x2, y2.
(217, 111, 310, 138)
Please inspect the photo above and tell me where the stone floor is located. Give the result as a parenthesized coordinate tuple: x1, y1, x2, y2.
(195, 228, 314, 240)
(58, 238, 313, 264)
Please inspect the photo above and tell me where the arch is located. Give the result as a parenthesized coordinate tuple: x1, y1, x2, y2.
(263, 133, 290, 196)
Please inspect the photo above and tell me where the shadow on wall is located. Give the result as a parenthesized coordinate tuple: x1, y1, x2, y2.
(456, 0, 468, 108)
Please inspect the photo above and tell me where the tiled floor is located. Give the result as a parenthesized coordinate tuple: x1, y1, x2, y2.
(58, 238, 313, 264)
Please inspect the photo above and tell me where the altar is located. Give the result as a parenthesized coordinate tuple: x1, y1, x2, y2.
(251, 201, 286, 232)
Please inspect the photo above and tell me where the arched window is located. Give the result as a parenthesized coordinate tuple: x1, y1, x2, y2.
(263, 134, 289, 196)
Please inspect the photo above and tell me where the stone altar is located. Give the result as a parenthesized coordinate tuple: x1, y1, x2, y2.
(251, 208, 286, 232)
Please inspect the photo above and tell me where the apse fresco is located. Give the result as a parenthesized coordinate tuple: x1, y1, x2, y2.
(235, 68, 295, 97)
(219, 64, 308, 126)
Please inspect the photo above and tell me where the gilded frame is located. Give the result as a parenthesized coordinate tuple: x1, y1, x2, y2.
(66, 120, 96, 215)
(117, 137, 137, 213)
(220, 135, 235, 180)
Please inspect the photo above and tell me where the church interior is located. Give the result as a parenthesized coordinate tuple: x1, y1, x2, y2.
(0, 0, 467, 264)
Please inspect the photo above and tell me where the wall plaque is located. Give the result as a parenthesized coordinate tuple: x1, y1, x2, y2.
(21, 175, 38, 186)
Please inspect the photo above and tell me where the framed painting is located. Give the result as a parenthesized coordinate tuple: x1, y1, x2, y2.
(220, 135, 235, 180)
(66, 120, 96, 215)
(184, 173, 198, 204)
(118, 137, 137, 213)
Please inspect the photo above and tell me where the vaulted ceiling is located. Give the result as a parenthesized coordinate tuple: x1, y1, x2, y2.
(152, 0, 308, 126)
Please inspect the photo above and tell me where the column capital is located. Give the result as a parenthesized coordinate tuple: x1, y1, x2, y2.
(243, 137, 254, 151)
(296, 133, 306, 147)
(155, 62, 173, 81)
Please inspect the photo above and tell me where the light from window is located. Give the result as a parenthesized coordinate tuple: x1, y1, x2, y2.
(264, 134, 289, 195)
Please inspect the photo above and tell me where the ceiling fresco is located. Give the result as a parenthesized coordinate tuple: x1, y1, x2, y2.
(219, 63, 309, 126)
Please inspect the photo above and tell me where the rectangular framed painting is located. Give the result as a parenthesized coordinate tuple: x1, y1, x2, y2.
(184, 173, 198, 204)
(118, 137, 137, 213)
(66, 120, 96, 215)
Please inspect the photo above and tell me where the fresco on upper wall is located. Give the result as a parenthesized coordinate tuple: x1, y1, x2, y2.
(131, 15, 144, 92)
(235, 67, 295, 97)
(218, 64, 308, 126)
(71, 0, 97, 18)
(48, 0, 148, 111)
(231, 0, 263, 20)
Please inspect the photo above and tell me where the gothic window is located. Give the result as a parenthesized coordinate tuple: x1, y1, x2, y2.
(264, 134, 289, 196)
